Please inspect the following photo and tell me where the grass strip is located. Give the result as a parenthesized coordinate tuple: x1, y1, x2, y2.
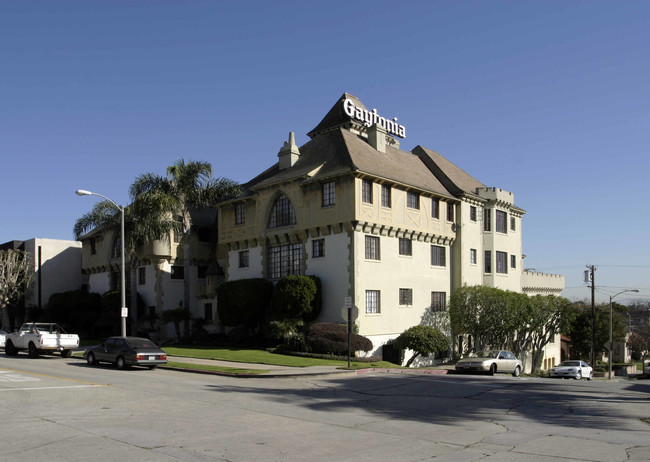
(165, 361, 269, 375)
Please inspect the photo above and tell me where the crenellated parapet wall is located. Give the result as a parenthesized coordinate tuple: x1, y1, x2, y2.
(521, 270, 565, 295)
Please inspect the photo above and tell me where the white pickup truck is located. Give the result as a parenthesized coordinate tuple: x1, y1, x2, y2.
(4, 323, 79, 358)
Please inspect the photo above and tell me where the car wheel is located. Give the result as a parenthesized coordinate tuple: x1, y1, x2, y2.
(512, 366, 521, 377)
(116, 356, 127, 370)
(575, 371, 582, 380)
(61, 349, 72, 358)
(587, 371, 593, 381)
(5, 340, 17, 356)
(489, 364, 497, 376)
(28, 342, 39, 358)
(87, 352, 96, 366)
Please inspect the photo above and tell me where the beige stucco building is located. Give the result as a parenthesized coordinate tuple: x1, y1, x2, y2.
(217, 93, 565, 367)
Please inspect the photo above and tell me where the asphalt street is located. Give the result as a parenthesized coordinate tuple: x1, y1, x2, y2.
(0, 355, 648, 461)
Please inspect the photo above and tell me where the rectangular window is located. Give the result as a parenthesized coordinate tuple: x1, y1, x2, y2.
(470, 206, 477, 222)
(432, 198, 439, 219)
(171, 266, 184, 280)
(470, 248, 477, 264)
(484, 209, 491, 231)
(322, 182, 335, 207)
(312, 239, 325, 258)
(197, 266, 208, 279)
(511, 254, 516, 269)
(399, 288, 413, 306)
(90, 237, 97, 255)
(398, 238, 412, 256)
(239, 250, 249, 268)
(485, 251, 492, 273)
(381, 184, 391, 208)
(407, 191, 420, 209)
(362, 179, 373, 204)
(268, 244, 302, 279)
(431, 292, 446, 312)
(431, 245, 446, 267)
(138, 267, 146, 285)
(204, 303, 213, 321)
(496, 251, 508, 274)
(365, 236, 380, 260)
(366, 290, 380, 314)
(447, 203, 454, 222)
(510, 216, 516, 231)
(235, 203, 246, 225)
(496, 210, 507, 233)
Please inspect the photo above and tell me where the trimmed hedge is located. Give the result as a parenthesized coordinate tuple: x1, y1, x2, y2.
(217, 278, 274, 328)
(306, 322, 373, 355)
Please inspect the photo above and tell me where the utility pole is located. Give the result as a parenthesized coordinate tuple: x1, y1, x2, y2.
(585, 265, 596, 367)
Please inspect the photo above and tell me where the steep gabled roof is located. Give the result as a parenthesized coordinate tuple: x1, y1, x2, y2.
(307, 92, 366, 139)
(413, 145, 485, 197)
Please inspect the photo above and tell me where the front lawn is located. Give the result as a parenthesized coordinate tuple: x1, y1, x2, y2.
(163, 345, 399, 369)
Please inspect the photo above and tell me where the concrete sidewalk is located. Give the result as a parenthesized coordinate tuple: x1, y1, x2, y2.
(164, 355, 453, 378)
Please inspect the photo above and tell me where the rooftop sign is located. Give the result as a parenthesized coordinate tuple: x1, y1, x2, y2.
(343, 98, 406, 138)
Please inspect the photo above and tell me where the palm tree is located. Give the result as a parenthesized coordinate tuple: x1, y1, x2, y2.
(129, 159, 241, 337)
(74, 196, 181, 336)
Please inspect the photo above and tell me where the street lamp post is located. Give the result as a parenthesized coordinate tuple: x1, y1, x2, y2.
(76, 189, 127, 337)
(609, 289, 639, 379)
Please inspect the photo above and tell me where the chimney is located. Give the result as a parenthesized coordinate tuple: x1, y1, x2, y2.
(277, 132, 301, 170)
(367, 123, 387, 153)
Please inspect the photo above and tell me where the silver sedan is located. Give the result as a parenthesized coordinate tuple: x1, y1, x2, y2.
(455, 350, 523, 377)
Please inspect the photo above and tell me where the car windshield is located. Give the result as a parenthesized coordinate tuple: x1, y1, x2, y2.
(559, 361, 581, 367)
(472, 350, 500, 359)
(127, 338, 160, 349)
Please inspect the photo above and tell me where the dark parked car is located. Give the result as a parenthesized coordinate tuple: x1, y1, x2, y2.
(84, 336, 167, 370)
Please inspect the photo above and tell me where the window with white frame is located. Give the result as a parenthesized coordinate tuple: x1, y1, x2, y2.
(470, 206, 477, 222)
(496, 210, 507, 233)
(398, 238, 412, 256)
(268, 194, 296, 229)
(485, 251, 492, 273)
(268, 243, 302, 279)
(510, 216, 516, 231)
(470, 248, 477, 264)
(510, 254, 516, 269)
(484, 209, 491, 231)
(366, 290, 380, 314)
(362, 179, 373, 204)
(239, 250, 249, 268)
(322, 182, 335, 207)
(432, 198, 439, 219)
(399, 288, 413, 306)
(312, 239, 325, 258)
(496, 251, 508, 274)
(235, 203, 246, 225)
(381, 184, 391, 208)
(447, 203, 454, 222)
(365, 236, 380, 260)
(407, 191, 420, 209)
(431, 291, 446, 312)
(431, 245, 446, 267)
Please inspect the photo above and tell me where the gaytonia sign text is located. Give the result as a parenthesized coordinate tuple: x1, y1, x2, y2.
(343, 98, 406, 138)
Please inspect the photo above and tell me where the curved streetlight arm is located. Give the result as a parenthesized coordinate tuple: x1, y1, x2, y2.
(608, 289, 639, 379)
(76, 189, 127, 337)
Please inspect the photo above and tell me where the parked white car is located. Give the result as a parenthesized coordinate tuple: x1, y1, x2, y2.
(5, 323, 79, 358)
(550, 360, 593, 380)
(644, 361, 650, 377)
(455, 350, 523, 377)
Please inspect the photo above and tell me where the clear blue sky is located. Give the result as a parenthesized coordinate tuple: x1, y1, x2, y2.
(2, 1, 648, 305)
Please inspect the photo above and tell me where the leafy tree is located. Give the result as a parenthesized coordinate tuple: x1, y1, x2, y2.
(74, 192, 181, 335)
(393, 325, 450, 367)
(524, 295, 575, 371)
(270, 275, 317, 321)
(627, 324, 650, 360)
(567, 303, 628, 362)
(130, 159, 241, 337)
(0, 249, 34, 331)
(47, 290, 102, 337)
(216, 278, 273, 329)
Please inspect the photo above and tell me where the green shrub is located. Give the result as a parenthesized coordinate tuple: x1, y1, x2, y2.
(270, 275, 317, 321)
(306, 322, 373, 355)
(217, 278, 273, 328)
(394, 325, 450, 367)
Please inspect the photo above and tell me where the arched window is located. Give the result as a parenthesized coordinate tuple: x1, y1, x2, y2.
(267, 194, 296, 229)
